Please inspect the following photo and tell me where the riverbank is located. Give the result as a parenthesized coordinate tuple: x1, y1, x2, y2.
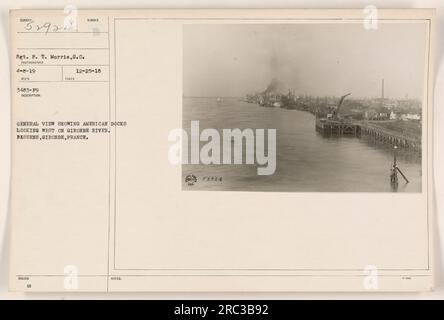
(251, 100, 422, 152)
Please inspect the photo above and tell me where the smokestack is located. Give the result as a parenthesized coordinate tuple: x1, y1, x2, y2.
(381, 79, 385, 99)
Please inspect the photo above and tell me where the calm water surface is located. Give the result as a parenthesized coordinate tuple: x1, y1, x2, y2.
(182, 97, 422, 192)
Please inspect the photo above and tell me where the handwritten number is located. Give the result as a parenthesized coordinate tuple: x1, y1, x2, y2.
(24, 20, 34, 31)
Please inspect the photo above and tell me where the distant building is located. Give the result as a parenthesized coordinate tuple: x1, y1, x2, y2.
(400, 113, 421, 121)
(390, 111, 397, 120)
(368, 112, 389, 120)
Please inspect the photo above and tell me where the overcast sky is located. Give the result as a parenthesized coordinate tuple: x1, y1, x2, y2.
(183, 22, 428, 100)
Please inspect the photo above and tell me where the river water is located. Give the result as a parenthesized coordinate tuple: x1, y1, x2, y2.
(182, 97, 422, 192)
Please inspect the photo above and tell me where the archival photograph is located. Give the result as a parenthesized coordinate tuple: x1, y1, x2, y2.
(181, 22, 427, 192)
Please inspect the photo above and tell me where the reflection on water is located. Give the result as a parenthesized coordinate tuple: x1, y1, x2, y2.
(182, 97, 422, 192)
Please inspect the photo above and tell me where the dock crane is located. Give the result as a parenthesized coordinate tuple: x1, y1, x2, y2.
(331, 93, 351, 120)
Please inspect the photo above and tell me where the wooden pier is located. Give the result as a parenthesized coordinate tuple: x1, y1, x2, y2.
(315, 118, 360, 136)
(359, 123, 421, 152)
(315, 118, 421, 152)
